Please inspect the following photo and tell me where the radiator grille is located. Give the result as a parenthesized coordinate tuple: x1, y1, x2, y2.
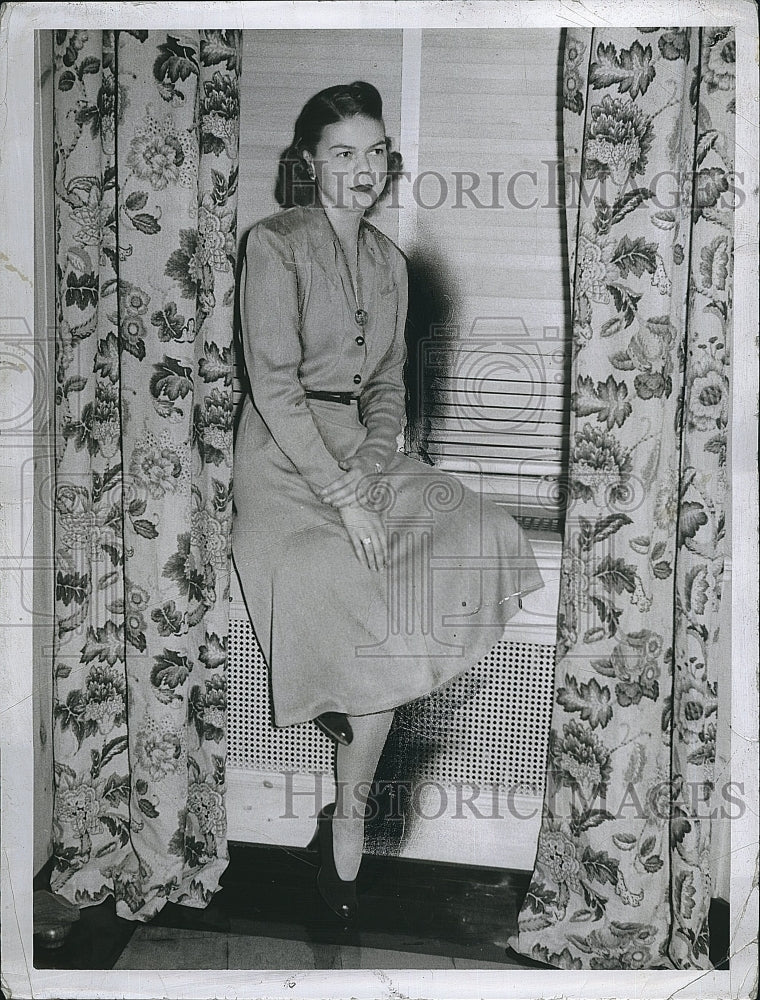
(228, 617, 555, 795)
(228, 617, 333, 774)
(514, 513, 562, 534)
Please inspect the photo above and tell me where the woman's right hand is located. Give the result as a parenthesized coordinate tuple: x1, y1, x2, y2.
(338, 503, 387, 572)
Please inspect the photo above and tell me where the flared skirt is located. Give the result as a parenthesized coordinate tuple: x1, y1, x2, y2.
(231, 397, 544, 727)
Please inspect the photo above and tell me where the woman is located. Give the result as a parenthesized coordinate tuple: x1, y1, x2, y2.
(231, 81, 544, 921)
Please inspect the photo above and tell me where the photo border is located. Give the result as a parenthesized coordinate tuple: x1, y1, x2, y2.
(1, 2, 757, 998)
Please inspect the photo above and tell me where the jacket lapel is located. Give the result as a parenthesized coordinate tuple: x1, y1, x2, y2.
(301, 203, 390, 315)
(303, 205, 341, 289)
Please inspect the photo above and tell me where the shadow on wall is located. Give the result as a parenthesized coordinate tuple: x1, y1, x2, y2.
(404, 246, 462, 463)
(366, 670, 486, 859)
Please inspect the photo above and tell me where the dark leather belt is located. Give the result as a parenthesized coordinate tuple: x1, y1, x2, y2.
(304, 390, 358, 405)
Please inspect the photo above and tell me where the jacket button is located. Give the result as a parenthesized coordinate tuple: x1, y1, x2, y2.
(355, 335, 365, 346)
(353, 374, 362, 384)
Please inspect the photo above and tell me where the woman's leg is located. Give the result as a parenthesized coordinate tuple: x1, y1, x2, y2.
(332, 708, 395, 881)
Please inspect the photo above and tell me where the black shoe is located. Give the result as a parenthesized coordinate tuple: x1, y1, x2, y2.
(314, 712, 353, 745)
(313, 803, 358, 922)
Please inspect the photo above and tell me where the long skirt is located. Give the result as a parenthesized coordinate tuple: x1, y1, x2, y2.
(231, 397, 544, 727)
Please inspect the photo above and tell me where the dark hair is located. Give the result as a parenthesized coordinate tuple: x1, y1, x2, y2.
(275, 80, 404, 209)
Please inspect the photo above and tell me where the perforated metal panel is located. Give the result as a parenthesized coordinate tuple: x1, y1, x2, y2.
(228, 617, 334, 774)
(228, 617, 555, 795)
(393, 639, 555, 794)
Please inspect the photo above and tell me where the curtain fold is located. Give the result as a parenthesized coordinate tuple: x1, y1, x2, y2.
(509, 26, 734, 969)
(50, 29, 241, 920)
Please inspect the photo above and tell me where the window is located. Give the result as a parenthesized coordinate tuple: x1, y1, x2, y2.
(402, 29, 568, 533)
(233, 28, 569, 534)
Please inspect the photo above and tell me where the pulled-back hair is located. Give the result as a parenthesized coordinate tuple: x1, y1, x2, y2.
(275, 81, 403, 209)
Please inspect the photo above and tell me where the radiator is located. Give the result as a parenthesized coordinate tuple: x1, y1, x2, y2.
(225, 536, 559, 871)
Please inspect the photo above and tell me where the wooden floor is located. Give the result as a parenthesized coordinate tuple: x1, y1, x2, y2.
(33, 843, 731, 972)
(34, 841, 543, 971)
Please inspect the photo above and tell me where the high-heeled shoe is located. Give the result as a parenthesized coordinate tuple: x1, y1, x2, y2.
(310, 802, 358, 922)
(314, 712, 353, 745)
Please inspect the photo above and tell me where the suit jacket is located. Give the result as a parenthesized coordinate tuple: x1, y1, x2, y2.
(238, 203, 408, 495)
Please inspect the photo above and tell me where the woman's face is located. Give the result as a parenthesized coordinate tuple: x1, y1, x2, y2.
(305, 114, 388, 212)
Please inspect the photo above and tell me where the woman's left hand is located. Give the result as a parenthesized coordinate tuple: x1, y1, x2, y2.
(318, 456, 379, 508)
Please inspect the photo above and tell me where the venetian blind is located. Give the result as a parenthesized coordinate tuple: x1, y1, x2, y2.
(410, 30, 569, 529)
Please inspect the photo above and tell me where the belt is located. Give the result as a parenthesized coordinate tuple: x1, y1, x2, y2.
(304, 390, 358, 405)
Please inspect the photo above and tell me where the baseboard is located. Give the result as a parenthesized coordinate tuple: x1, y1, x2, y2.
(226, 766, 542, 871)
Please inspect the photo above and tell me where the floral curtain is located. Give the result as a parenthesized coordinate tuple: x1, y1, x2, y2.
(509, 27, 734, 969)
(50, 29, 241, 920)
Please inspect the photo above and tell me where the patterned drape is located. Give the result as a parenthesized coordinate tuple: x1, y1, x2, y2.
(510, 27, 734, 969)
(50, 29, 241, 920)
